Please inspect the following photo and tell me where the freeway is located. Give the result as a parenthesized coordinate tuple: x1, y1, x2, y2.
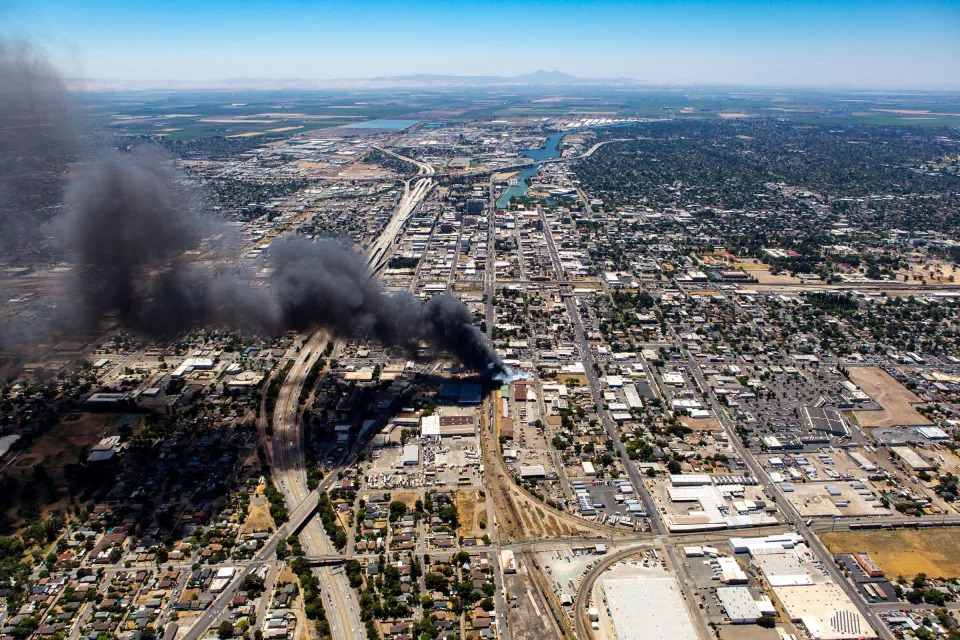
(268, 329, 365, 640)
(370, 175, 434, 272)
(427, 136, 632, 179)
(264, 149, 437, 640)
(370, 145, 435, 176)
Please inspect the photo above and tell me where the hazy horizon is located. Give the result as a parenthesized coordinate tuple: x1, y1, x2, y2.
(3, 0, 959, 91)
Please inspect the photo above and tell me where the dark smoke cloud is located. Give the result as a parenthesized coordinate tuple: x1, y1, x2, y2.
(0, 37, 503, 374)
(0, 39, 76, 257)
(55, 149, 503, 374)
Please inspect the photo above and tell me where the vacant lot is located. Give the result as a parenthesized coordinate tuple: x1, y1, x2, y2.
(11, 413, 125, 478)
(848, 367, 932, 427)
(241, 486, 275, 534)
(392, 491, 420, 510)
(454, 490, 487, 539)
(735, 259, 804, 284)
(821, 528, 960, 578)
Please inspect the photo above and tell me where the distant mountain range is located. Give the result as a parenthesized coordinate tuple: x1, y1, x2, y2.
(365, 70, 641, 87)
(69, 70, 643, 91)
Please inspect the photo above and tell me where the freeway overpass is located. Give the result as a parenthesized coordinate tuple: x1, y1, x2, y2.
(302, 556, 349, 567)
(286, 490, 320, 534)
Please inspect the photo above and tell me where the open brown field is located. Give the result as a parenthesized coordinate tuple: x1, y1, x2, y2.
(848, 367, 932, 427)
(241, 485, 275, 534)
(734, 259, 804, 284)
(454, 490, 487, 538)
(392, 491, 420, 509)
(277, 565, 297, 585)
(894, 259, 960, 285)
(680, 415, 723, 432)
(821, 528, 960, 579)
(9, 413, 126, 479)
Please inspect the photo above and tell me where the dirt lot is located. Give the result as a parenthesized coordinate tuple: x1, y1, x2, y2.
(680, 415, 723, 432)
(241, 485, 275, 534)
(848, 367, 932, 427)
(18, 413, 126, 469)
(454, 490, 487, 538)
(821, 528, 960, 578)
(718, 625, 781, 640)
(277, 565, 297, 585)
(392, 491, 420, 509)
(785, 482, 891, 517)
(894, 259, 960, 285)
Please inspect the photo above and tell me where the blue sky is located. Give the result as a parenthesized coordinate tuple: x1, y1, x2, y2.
(2, 0, 959, 88)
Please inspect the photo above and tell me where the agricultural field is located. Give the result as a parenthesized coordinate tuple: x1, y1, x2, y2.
(77, 90, 434, 141)
(821, 528, 960, 579)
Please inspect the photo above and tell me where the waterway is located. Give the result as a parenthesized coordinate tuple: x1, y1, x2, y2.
(495, 131, 567, 209)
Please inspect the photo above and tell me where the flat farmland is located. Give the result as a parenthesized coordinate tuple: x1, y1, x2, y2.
(848, 367, 932, 427)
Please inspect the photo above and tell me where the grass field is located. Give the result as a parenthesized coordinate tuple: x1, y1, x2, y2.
(848, 367, 932, 428)
(821, 528, 960, 579)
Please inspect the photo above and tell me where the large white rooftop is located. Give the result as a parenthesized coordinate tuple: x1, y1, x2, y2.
(601, 576, 698, 640)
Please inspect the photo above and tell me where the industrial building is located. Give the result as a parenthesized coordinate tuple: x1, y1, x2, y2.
(716, 586, 762, 623)
(775, 584, 876, 640)
(891, 446, 934, 472)
(852, 552, 883, 578)
(500, 549, 516, 574)
(401, 444, 420, 466)
(601, 576, 698, 640)
(716, 557, 748, 584)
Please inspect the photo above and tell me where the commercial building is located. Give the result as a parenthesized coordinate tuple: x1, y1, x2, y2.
(853, 552, 883, 578)
(775, 584, 877, 640)
(916, 426, 950, 440)
(717, 557, 748, 584)
(402, 444, 420, 466)
(716, 586, 762, 623)
(519, 464, 546, 479)
(438, 414, 476, 437)
(420, 415, 441, 438)
(601, 577, 698, 640)
(500, 549, 516, 573)
(891, 446, 934, 472)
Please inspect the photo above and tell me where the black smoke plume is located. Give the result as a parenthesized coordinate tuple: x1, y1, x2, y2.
(56, 149, 504, 374)
(0, 39, 503, 375)
(0, 39, 75, 257)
